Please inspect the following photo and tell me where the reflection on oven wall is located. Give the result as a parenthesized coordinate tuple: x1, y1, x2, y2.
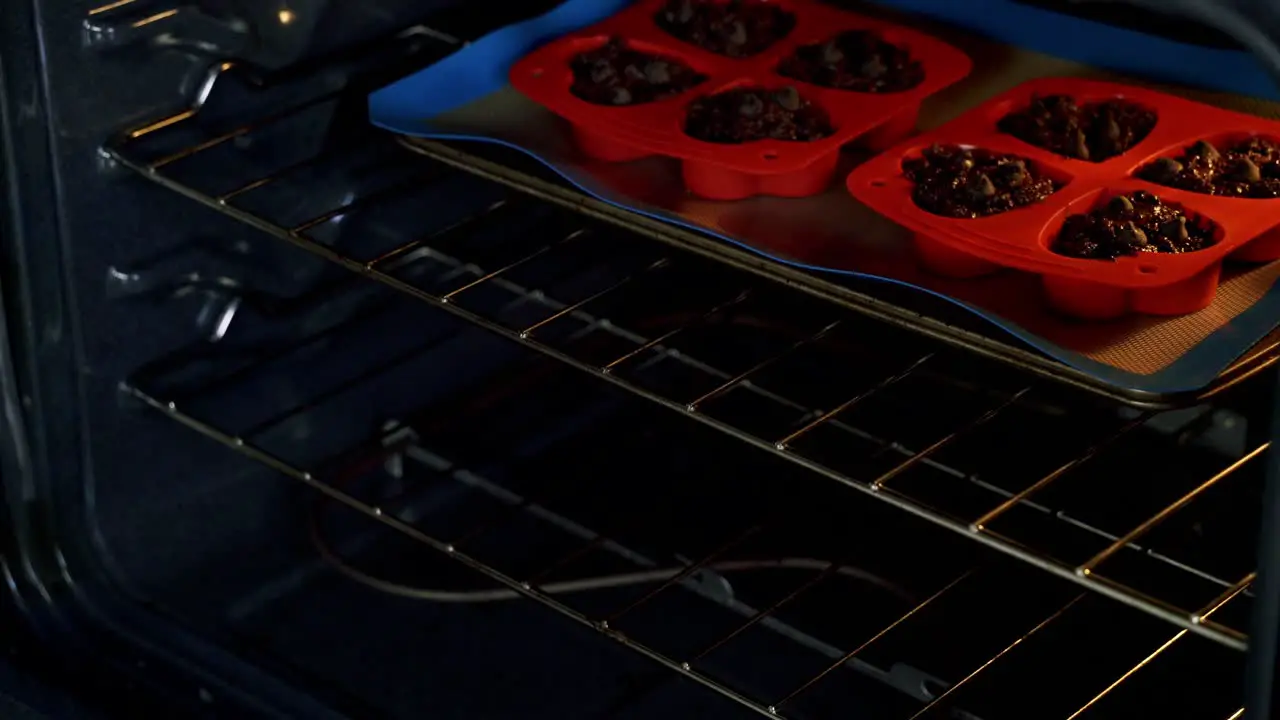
(82, 0, 567, 72)
(86, 0, 569, 339)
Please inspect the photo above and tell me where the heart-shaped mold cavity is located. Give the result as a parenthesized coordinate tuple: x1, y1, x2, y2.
(565, 36, 710, 107)
(683, 83, 834, 144)
(1133, 132, 1280, 199)
(1041, 188, 1222, 263)
(901, 144, 1068, 219)
(996, 94, 1157, 163)
(777, 29, 924, 93)
(654, 0, 796, 58)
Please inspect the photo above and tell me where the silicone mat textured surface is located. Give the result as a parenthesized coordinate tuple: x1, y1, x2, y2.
(369, 0, 1280, 393)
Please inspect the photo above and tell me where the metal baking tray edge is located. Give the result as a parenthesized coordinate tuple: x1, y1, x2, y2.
(397, 135, 1280, 410)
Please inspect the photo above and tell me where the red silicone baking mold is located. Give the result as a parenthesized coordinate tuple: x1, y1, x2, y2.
(510, 0, 971, 200)
(848, 77, 1280, 320)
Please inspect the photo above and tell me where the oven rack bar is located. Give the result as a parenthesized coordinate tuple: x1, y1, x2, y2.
(116, 374, 1248, 720)
(109, 115, 1262, 651)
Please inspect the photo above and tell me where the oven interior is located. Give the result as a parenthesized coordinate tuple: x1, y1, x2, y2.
(1, 1, 1275, 719)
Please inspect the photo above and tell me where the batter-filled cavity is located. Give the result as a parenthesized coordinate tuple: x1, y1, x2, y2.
(1052, 190, 1216, 260)
(778, 30, 924, 93)
(1137, 137, 1280, 199)
(570, 39, 707, 106)
(997, 95, 1156, 162)
(655, 0, 796, 58)
(684, 86, 833, 143)
(903, 144, 1059, 218)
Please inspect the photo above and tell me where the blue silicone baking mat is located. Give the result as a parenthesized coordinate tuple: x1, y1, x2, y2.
(368, 0, 1280, 394)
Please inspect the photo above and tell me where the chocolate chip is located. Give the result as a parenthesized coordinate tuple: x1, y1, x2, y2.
(1103, 116, 1121, 142)
(643, 61, 671, 84)
(738, 92, 764, 117)
(993, 162, 1024, 185)
(676, 0, 694, 23)
(998, 159, 1027, 186)
(1108, 195, 1134, 212)
(1191, 139, 1220, 159)
(1149, 156, 1183, 180)
(1117, 221, 1148, 247)
(610, 87, 633, 105)
(965, 174, 997, 201)
(1233, 157, 1262, 182)
(1162, 216, 1190, 241)
(821, 41, 844, 64)
(774, 86, 801, 111)
(590, 60, 615, 84)
(859, 56, 887, 79)
(1071, 129, 1090, 160)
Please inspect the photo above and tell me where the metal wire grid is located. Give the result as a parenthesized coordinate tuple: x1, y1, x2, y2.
(317, 432, 1249, 720)
(105, 61, 1266, 654)
(122, 282, 1248, 719)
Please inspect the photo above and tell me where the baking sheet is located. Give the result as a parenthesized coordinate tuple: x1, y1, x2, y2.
(369, 0, 1280, 394)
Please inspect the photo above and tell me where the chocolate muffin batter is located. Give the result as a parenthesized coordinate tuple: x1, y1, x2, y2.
(1137, 137, 1280, 199)
(903, 144, 1058, 218)
(570, 39, 706, 106)
(1052, 190, 1215, 260)
(685, 86, 833, 143)
(656, 0, 795, 58)
(778, 30, 924, 93)
(998, 95, 1156, 162)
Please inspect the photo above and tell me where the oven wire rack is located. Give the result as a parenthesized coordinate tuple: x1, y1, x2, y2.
(121, 285, 1250, 719)
(105, 53, 1267, 657)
